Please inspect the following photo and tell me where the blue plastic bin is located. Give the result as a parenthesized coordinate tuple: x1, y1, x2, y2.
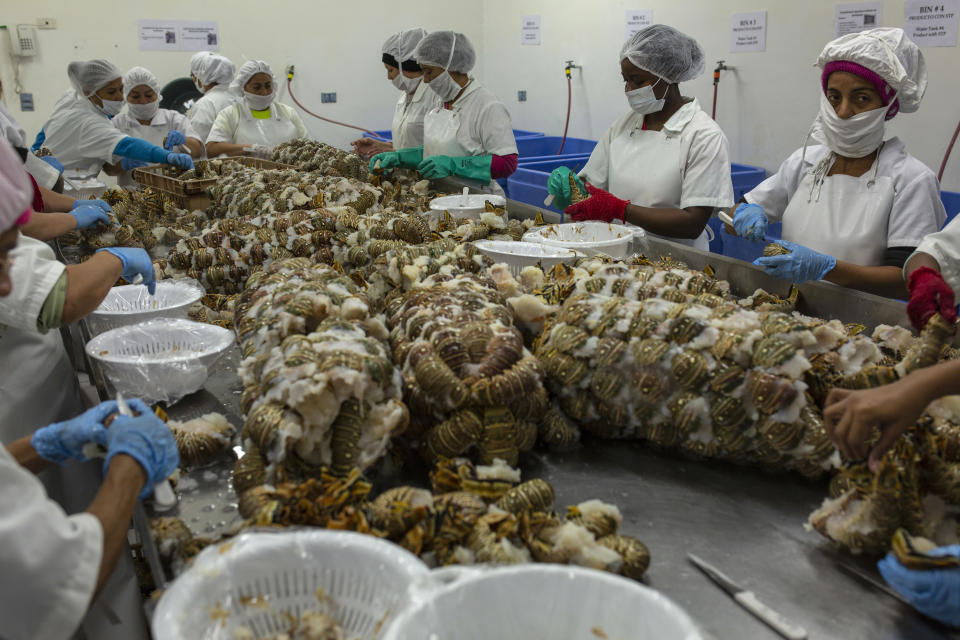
(516, 136, 597, 161)
(942, 191, 960, 227)
(709, 219, 783, 263)
(731, 163, 767, 203)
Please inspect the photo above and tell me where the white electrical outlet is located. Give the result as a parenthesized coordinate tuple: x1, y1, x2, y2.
(36, 18, 56, 29)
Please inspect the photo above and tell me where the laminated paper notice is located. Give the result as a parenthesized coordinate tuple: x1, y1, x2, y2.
(521, 15, 541, 46)
(138, 19, 219, 52)
(835, 2, 882, 37)
(731, 11, 767, 52)
(625, 9, 653, 40)
(904, 0, 959, 47)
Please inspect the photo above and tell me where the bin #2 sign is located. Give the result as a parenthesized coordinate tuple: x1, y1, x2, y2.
(904, 0, 960, 47)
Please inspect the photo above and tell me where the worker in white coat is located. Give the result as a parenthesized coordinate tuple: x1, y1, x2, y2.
(41, 59, 194, 177)
(351, 28, 435, 159)
(369, 31, 519, 194)
(206, 60, 308, 159)
(187, 54, 240, 145)
(898, 216, 960, 330)
(546, 25, 733, 250)
(0, 137, 177, 640)
(111, 66, 203, 187)
(731, 28, 944, 298)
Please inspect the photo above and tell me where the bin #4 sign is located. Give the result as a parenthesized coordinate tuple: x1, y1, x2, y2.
(730, 11, 767, 52)
(904, 0, 960, 47)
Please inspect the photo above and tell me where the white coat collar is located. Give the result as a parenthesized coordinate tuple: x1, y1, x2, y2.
(448, 77, 481, 108)
(660, 98, 701, 134)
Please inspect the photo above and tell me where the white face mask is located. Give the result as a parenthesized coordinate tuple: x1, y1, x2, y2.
(814, 92, 888, 158)
(626, 78, 665, 115)
(427, 70, 461, 102)
(127, 100, 159, 121)
(244, 91, 274, 111)
(97, 98, 124, 116)
(392, 72, 420, 94)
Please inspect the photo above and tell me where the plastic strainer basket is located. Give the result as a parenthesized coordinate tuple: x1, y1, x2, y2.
(87, 279, 204, 336)
(381, 565, 703, 640)
(473, 240, 585, 277)
(85, 318, 233, 404)
(152, 530, 429, 640)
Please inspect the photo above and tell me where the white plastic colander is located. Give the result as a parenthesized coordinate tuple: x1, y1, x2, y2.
(473, 240, 585, 277)
(381, 565, 703, 640)
(523, 221, 643, 259)
(152, 530, 429, 640)
(87, 279, 204, 336)
(85, 318, 233, 404)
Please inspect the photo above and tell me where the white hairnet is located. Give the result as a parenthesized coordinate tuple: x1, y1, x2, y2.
(190, 51, 212, 76)
(123, 66, 161, 100)
(414, 31, 476, 73)
(197, 54, 236, 87)
(230, 60, 275, 94)
(67, 59, 122, 97)
(382, 28, 428, 63)
(817, 27, 927, 114)
(0, 138, 34, 230)
(620, 24, 705, 84)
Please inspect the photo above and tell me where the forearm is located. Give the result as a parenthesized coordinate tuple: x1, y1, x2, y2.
(205, 141, 247, 157)
(623, 205, 710, 239)
(86, 454, 145, 595)
(904, 251, 941, 280)
(5, 436, 53, 474)
(20, 212, 78, 241)
(184, 138, 203, 158)
(824, 261, 907, 298)
(902, 359, 960, 404)
(38, 186, 77, 213)
(62, 253, 123, 325)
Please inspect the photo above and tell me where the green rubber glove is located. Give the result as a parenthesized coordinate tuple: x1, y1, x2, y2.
(418, 154, 492, 182)
(369, 146, 423, 172)
(547, 166, 586, 210)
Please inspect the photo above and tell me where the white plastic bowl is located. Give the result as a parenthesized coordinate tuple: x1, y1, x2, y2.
(473, 240, 585, 277)
(87, 279, 204, 336)
(382, 565, 702, 640)
(152, 530, 429, 640)
(85, 318, 233, 404)
(523, 221, 637, 258)
(429, 194, 507, 220)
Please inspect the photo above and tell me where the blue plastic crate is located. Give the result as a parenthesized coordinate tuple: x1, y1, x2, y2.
(516, 136, 597, 160)
(730, 163, 767, 202)
(361, 129, 393, 140)
(942, 191, 960, 227)
(709, 219, 783, 263)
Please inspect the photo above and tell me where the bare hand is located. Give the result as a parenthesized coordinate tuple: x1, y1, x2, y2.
(350, 138, 392, 159)
(823, 377, 932, 471)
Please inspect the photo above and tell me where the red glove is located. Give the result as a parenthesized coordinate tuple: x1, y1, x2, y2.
(907, 266, 958, 330)
(564, 183, 628, 223)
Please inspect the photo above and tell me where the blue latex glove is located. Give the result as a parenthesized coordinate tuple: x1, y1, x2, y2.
(166, 152, 194, 170)
(75, 198, 112, 214)
(69, 203, 113, 229)
(731, 202, 768, 242)
(103, 411, 179, 499)
(121, 157, 149, 172)
(417, 155, 457, 179)
(878, 546, 960, 627)
(164, 130, 187, 150)
(96, 247, 158, 294)
(752, 240, 836, 283)
(30, 401, 120, 464)
(547, 166, 587, 210)
(39, 155, 64, 172)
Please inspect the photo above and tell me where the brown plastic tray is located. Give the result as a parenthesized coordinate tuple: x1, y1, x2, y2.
(131, 156, 296, 194)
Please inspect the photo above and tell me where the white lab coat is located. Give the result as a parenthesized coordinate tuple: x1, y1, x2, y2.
(910, 216, 960, 294)
(0, 101, 62, 189)
(0, 443, 103, 640)
(206, 101, 308, 148)
(392, 80, 436, 150)
(42, 95, 127, 175)
(579, 99, 734, 250)
(187, 85, 240, 147)
(746, 137, 945, 264)
(422, 78, 517, 159)
(113, 108, 199, 187)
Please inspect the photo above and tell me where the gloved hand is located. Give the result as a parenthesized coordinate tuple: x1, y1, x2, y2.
(752, 240, 836, 283)
(166, 152, 194, 170)
(244, 144, 272, 160)
(75, 198, 112, 214)
(121, 157, 149, 172)
(39, 155, 64, 172)
(69, 202, 113, 229)
(103, 412, 179, 499)
(29, 401, 121, 464)
(878, 546, 960, 627)
(731, 202, 768, 242)
(96, 247, 158, 294)
(565, 183, 629, 223)
(907, 266, 958, 331)
(547, 166, 587, 210)
(369, 146, 423, 173)
(417, 154, 492, 182)
(164, 130, 187, 150)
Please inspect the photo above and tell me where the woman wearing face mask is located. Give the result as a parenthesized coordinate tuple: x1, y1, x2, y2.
(205, 60, 309, 159)
(111, 67, 203, 188)
(351, 29, 435, 160)
(368, 31, 518, 194)
(187, 54, 240, 145)
(41, 59, 194, 177)
(731, 28, 944, 298)
(546, 25, 733, 249)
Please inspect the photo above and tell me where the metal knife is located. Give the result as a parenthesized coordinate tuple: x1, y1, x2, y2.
(688, 553, 807, 640)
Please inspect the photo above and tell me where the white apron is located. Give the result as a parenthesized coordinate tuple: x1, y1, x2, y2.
(608, 124, 709, 251)
(234, 107, 299, 148)
(781, 153, 892, 266)
(423, 107, 504, 196)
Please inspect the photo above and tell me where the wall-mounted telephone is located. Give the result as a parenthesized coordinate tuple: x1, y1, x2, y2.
(10, 25, 38, 57)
